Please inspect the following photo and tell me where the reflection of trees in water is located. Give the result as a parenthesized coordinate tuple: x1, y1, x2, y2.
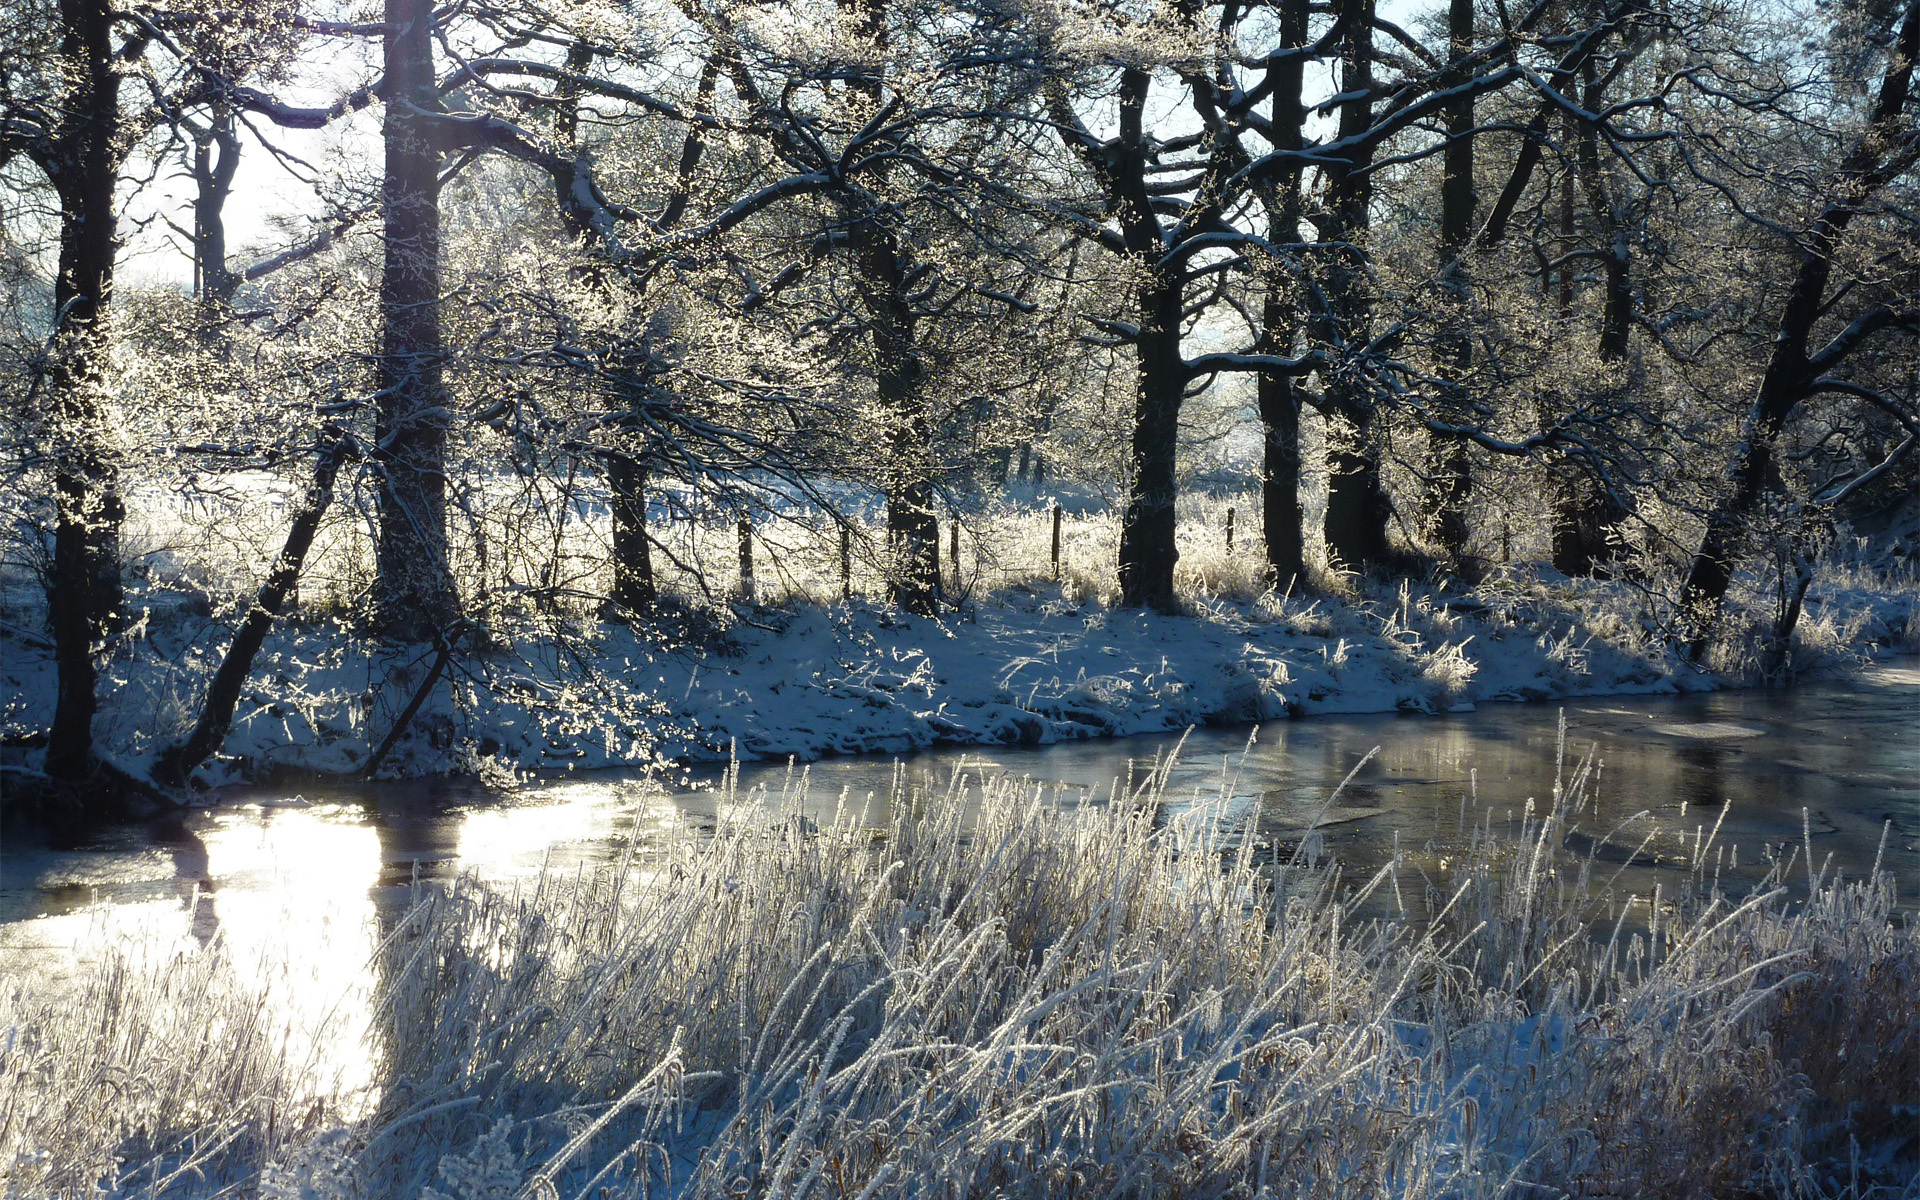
(358, 788, 474, 1187)
(1673, 743, 1728, 809)
(151, 812, 219, 947)
(363, 780, 476, 895)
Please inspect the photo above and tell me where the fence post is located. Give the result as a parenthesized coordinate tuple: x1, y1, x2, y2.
(737, 515, 756, 605)
(1050, 503, 1063, 580)
(949, 519, 961, 594)
(840, 524, 852, 599)
(1225, 506, 1236, 555)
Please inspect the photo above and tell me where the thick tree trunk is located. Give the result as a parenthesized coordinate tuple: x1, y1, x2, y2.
(1118, 279, 1186, 610)
(886, 474, 940, 614)
(1551, 480, 1629, 577)
(44, 0, 126, 784)
(154, 436, 353, 788)
(1258, 0, 1309, 591)
(852, 216, 942, 615)
(373, 0, 456, 639)
(1428, 432, 1476, 572)
(839, 0, 940, 616)
(1324, 434, 1394, 569)
(1258, 359, 1304, 590)
(605, 451, 656, 616)
(1319, 0, 1392, 571)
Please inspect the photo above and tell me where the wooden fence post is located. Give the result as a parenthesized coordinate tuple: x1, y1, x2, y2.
(737, 515, 756, 605)
(840, 524, 852, 599)
(1050, 503, 1063, 580)
(1225, 506, 1236, 555)
(949, 519, 961, 593)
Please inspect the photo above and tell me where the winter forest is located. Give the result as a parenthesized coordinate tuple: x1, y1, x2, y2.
(1, 0, 1915, 803)
(1, 0, 1919, 1190)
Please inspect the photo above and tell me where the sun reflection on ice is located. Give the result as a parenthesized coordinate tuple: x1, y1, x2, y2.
(454, 780, 684, 881)
(199, 805, 382, 1103)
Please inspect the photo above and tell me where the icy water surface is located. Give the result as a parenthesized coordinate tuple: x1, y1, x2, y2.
(2, 664, 1916, 1089)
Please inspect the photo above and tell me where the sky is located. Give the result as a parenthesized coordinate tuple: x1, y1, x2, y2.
(117, 36, 384, 290)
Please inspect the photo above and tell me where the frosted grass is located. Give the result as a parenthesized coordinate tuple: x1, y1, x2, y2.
(2, 745, 1915, 1198)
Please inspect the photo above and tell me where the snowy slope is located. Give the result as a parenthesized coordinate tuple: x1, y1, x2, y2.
(5, 564, 1913, 789)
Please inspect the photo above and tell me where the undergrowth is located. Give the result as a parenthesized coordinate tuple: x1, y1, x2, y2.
(1, 742, 1915, 1199)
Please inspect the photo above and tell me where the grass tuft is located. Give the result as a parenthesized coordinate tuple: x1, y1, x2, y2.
(3, 750, 1916, 1198)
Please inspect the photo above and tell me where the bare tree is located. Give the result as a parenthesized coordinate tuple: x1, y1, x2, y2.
(1677, 0, 1920, 658)
(0, 0, 155, 784)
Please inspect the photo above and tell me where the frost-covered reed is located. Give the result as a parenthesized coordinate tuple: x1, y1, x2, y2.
(3, 749, 1915, 1198)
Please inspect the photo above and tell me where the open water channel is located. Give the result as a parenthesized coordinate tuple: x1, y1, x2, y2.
(2, 661, 1916, 1092)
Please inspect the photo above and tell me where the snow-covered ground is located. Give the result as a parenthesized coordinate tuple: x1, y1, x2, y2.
(2, 554, 1914, 788)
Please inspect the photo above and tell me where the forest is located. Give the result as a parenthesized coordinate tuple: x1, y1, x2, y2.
(2, 0, 1920, 1191)
(1, 0, 1918, 815)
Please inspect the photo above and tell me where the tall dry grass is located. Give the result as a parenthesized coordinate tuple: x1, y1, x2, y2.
(3, 743, 1915, 1198)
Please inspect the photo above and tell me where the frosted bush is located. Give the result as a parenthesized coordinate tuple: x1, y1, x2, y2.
(421, 1122, 522, 1200)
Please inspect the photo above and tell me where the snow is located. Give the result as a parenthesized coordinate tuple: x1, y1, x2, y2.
(2, 561, 1915, 789)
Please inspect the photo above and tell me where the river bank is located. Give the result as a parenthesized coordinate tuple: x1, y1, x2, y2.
(2, 564, 1915, 794)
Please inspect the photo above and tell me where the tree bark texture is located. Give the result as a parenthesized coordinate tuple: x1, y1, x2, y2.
(606, 451, 657, 616)
(1107, 62, 1188, 611)
(1118, 278, 1186, 611)
(44, 0, 127, 783)
(1319, 0, 1393, 571)
(192, 107, 241, 309)
(1258, 0, 1309, 590)
(852, 214, 942, 615)
(842, 0, 941, 615)
(1550, 483, 1627, 577)
(374, 0, 457, 639)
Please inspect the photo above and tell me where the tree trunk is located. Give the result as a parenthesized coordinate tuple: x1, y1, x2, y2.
(840, 0, 940, 616)
(605, 451, 656, 616)
(1679, 228, 1846, 654)
(154, 435, 353, 788)
(1550, 62, 1635, 577)
(853, 217, 942, 615)
(192, 107, 241, 310)
(373, 0, 456, 639)
(1258, 0, 1309, 590)
(736, 514, 756, 605)
(1118, 278, 1186, 610)
(1324, 435, 1394, 569)
(1258, 352, 1304, 590)
(1429, 0, 1478, 573)
(1319, 0, 1391, 571)
(1551, 481, 1628, 577)
(1761, 546, 1815, 681)
(44, 0, 126, 784)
